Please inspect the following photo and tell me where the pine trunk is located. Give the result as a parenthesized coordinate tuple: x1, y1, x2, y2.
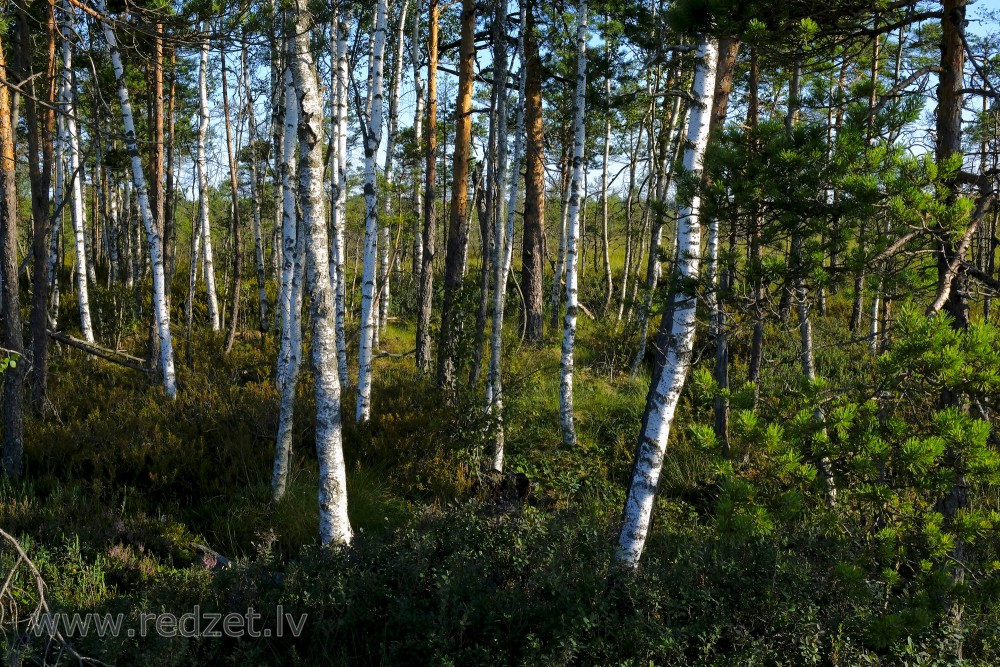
(436, 0, 476, 393)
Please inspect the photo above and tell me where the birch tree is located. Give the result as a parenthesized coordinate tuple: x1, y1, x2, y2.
(379, 0, 410, 337)
(276, 65, 298, 394)
(288, 0, 352, 546)
(356, 0, 388, 423)
(60, 0, 94, 343)
(437, 0, 477, 392)
(486, 1, 527, 473)
(559, 0, 589, 448)
(95, 0, 177, 399)
(331, 2, 353, 392)
(617, 36, 718, 568)
(410, 2, 425, 277)
(197, 28, 220, 331)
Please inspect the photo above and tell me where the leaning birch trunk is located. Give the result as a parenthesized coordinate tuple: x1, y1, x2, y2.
(486, 6, 526, 472)
(331, 4, 352, 392)
(197, 29, 220, 331)
(60, 1, 94, 343)
(616, 36, 718, 568)
(355, 0, 388, 423)
(95, 0, 177, 399)
(288, 0, 353, 546)
(559, 0, 588, 449)
(276, 64, 298, 393)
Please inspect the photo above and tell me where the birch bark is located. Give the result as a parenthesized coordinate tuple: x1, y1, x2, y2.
(60, 0, 94, 342)
(95, 0, 177, 398)
(559, 0, 589, 448)
(356, 0, 388, 423)
(288, 0, 352, 545)
(197, 29, 220, 331)
(617, 36, 718, 568)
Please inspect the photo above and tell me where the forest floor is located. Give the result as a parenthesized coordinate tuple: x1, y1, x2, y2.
(2, 288, 999, 665)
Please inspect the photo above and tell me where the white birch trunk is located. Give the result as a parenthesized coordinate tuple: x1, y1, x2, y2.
(486, 3, 526, 473)
(60, 1, 94, 343)
(288, 1, 353, 546)
(616, 36, 718, 568)
(272, 207, 304, 501)
(197, 30, 220, 331)
(379, 0, 410, 336)
(270, 19, 284, 325)
(550, 164, 570, 328)
(332, 3, 353, 392)
(48, 101, 65, 320)
(410, 2, 425, 276)
(559, 0, 589, 449)
(95, 0, 177, 399)
(276, 64, 299, 393)
(355, 0, 388, 424)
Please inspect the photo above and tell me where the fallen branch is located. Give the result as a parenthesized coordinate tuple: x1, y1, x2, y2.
(47, 330, 150, 374)
(0, 528, 104, 665)
(373, 348, 416, 360)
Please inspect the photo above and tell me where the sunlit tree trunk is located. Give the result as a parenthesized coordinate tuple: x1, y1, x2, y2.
(287, 0, 353, 546)
(356, 0, 388, 423)
(471, 0, 507, 388)
(331, 2, 352, 391)
(60, 0, 94, 343)
(487, 1, 526, 472)
(379, 0, 410, 337)
(520, 0, 545, 343)
(436, 0, 476, 393)
(415, 0, 439, 373)
(617, 36, 718, 568)
(559, 0, 589, 448)
(410, 2, 425, 276)
(276, 64, 298, 393)
(95, 0, 177, 398)
(197, 29, 220, 331)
